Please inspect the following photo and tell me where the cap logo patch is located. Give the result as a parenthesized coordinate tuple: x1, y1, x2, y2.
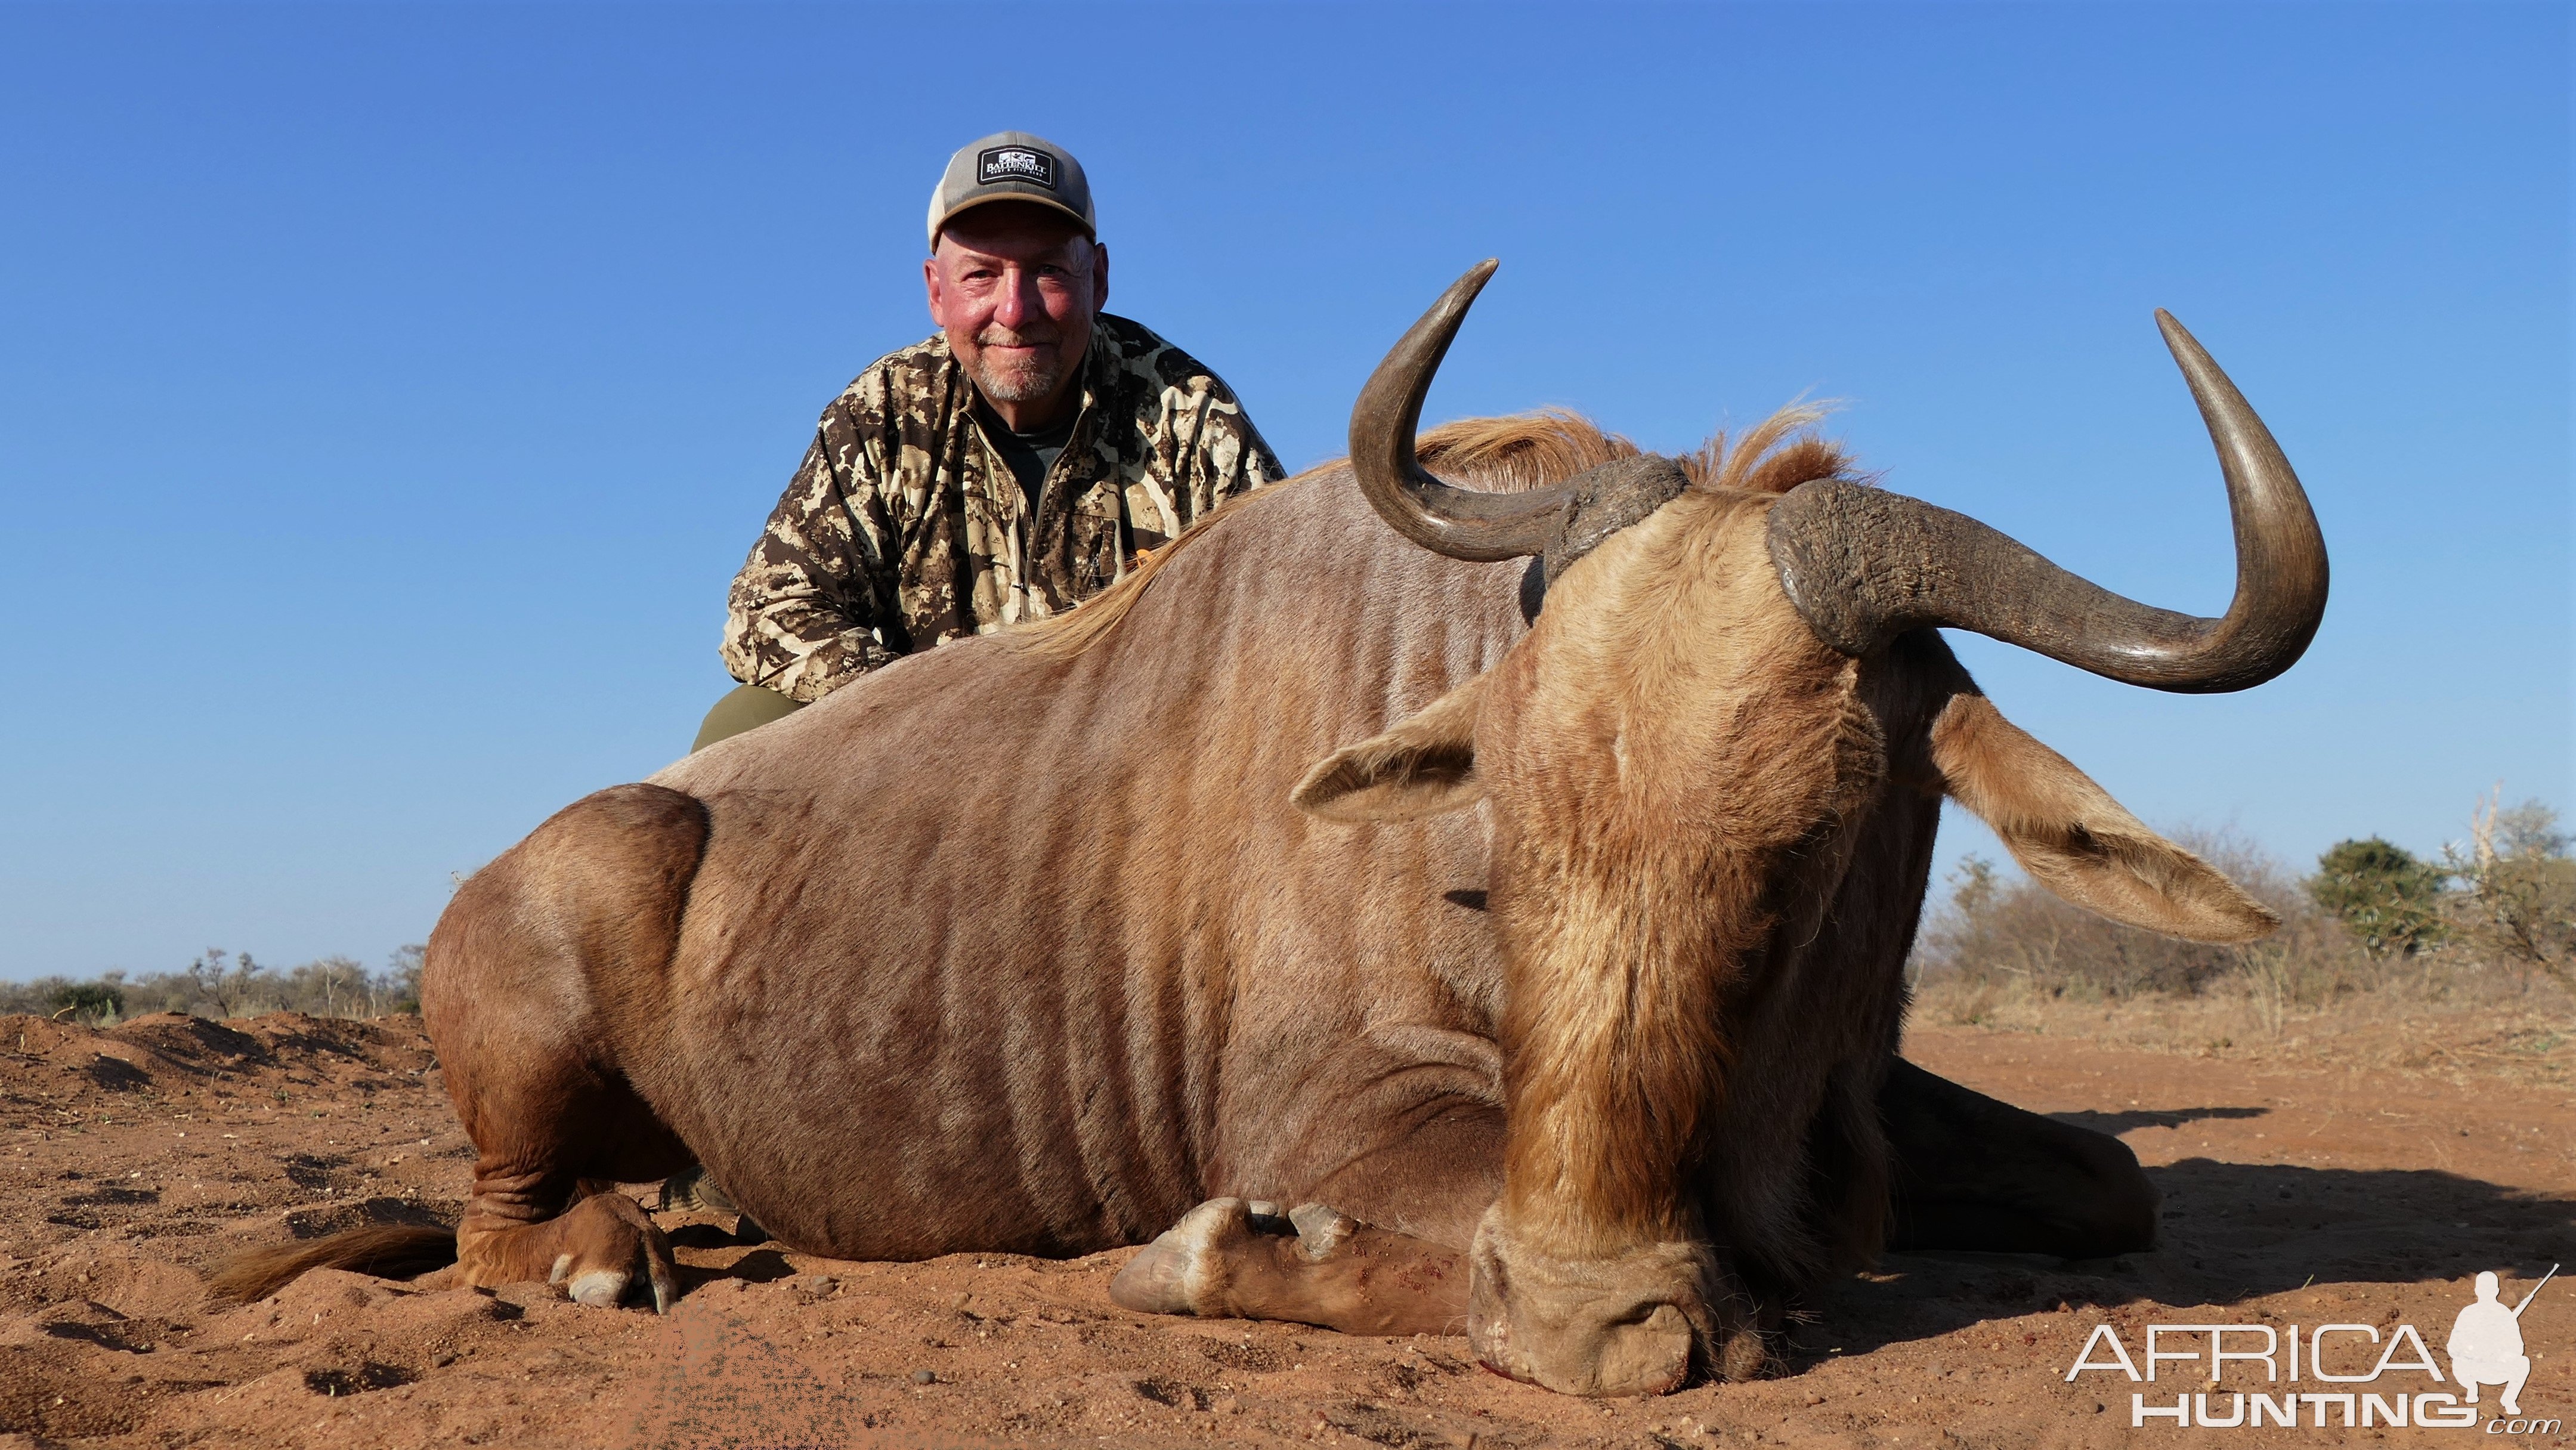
(978, 147, 1056, 190)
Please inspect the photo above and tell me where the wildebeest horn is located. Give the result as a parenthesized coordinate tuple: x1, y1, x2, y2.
(1349, 261, 1575, 561)
(1765, 311, 2327, 693)
(1352, 262, 1692, 576)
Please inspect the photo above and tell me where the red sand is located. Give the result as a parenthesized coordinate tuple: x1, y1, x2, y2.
(2, 1010, 2568, 1448)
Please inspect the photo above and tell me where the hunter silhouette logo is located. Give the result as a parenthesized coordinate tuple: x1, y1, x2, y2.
(2450, 1265, 2555, 1417)
(2065, 1264, 2559, 1431)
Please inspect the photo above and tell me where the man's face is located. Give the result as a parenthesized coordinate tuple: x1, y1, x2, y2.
(924, 204, 1109, 411)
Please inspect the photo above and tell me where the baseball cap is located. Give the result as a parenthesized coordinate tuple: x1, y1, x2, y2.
(926, 131, 1097, 250)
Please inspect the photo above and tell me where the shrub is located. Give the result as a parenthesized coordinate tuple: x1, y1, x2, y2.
(48, 979, 126, 1024)
(2308, 837, 2447, 957)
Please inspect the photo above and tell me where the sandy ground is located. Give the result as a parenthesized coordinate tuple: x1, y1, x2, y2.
(1, 1009, 2569, 1449)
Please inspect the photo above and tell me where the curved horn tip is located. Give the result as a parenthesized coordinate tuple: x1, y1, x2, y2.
(1437, 259, 1501, 315)
(2153, 308, 2212, 364)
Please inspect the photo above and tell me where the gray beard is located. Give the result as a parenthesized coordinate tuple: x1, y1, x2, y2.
(970, 352, 1065, 405)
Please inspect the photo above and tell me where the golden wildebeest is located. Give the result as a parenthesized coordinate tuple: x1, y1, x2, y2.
(218, 264, 2325, 1398)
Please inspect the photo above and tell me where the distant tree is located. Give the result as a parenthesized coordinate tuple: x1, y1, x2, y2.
(2450, 797, 2575, 988)
(1948, 854, 1999, 919)
(2306, 837, 2447, 958)
(289, 955, 367, 1018)
(2491, 799, 2573, 860)
(385, 944, 426, 1013)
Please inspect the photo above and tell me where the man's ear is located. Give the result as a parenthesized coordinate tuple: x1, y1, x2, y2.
(1292, 674, 1488, 824)
(1931, 690, 2278, 944)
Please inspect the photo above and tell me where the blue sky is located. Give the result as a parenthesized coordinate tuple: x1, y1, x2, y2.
(1, 2, 2566, 981)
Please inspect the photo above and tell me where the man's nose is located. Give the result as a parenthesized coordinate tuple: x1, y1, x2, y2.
(992, 267, 1043, 330)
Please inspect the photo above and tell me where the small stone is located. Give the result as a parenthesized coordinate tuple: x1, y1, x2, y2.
(911, 1368, 936, 1385)
(791, 1273, 837, 1298)
(432, 1352, 456, 1368)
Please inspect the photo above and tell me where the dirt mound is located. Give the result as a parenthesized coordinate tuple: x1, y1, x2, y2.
(1, 1014, 2568, 1446)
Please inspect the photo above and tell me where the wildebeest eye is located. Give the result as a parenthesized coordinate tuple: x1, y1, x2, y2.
(1519, 558, 1547, 624)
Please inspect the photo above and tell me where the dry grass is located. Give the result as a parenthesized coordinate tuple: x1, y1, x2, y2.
(1910, 969, 2576, 1086)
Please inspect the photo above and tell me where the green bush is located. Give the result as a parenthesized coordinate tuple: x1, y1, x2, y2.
(2308, 837, 2447, 957)
(52, 979, 125, 1021)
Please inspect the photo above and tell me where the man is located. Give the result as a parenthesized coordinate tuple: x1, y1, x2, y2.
(694, 131, 1285, 749)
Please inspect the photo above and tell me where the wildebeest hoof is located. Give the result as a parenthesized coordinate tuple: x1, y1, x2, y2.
(1111, 1197, 1257, 1316)
(1111, 1198, 1375, 1318)
(1114, 1197, 1469, 1338)
(469, 1191, 678, 1315)
(551, 1256, 631, 1309)
(1465, 1208, 1730, 1397)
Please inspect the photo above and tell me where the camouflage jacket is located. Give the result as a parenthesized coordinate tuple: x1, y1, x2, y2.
(722, 314, 1285, 702)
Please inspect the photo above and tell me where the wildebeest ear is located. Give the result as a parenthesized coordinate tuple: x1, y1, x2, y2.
(1292, 675, 1489, 823)
(1929, 690, 2278, 944)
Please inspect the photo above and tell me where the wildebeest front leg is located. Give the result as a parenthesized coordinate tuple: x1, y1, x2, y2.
(1879, 1057, 2157, 1257)
(1110, 1199, 1471, 1337)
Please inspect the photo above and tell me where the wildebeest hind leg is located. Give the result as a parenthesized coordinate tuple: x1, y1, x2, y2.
(1110, 1199, 1470, 1337)
(1879, 1057, 2157, 1257)
(424, 783, 704, 1310)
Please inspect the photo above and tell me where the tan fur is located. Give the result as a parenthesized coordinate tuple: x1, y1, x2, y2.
(206, 1224, 457, 1304)
(248, 399, 2245, 1398)
(1474, 490, 1881, 1258)
(1300, 470, 2270, 1325)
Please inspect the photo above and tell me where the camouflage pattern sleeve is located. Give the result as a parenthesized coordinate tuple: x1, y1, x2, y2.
(1102, 320, 1288, 551)
(719, 384, 908, 703)
(1188, 369, 1287, 503)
